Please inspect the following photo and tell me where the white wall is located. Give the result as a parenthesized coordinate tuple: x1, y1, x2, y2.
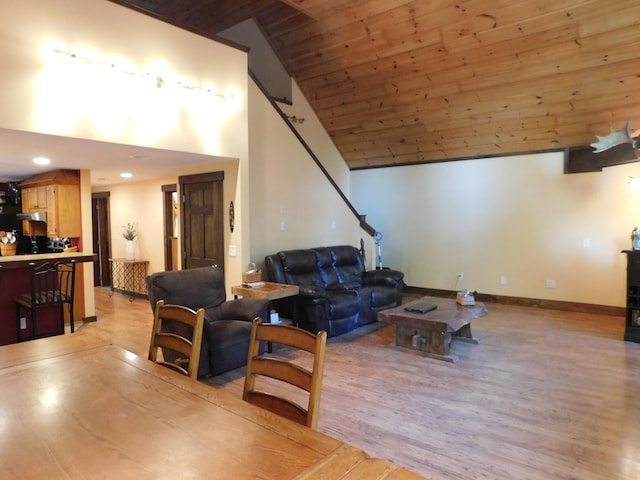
(279, 81, 352, 195)
(0, 0, 247, 160)
(351, 152, 637, 307)
(248, 79, 369, 267)
(100, 178, 171, 276)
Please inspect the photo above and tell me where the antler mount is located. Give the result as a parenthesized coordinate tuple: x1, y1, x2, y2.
(591, 120, 639, 157)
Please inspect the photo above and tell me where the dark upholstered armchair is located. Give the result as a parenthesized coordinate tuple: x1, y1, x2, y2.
(146, 267, 269, 378)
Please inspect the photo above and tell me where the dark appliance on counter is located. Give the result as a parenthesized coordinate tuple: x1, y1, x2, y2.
(47, 238, 71, 253)
(27, 236, 49, 254)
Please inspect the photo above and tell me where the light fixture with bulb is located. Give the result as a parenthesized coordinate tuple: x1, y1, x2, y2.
(53, 48, 234, 101)
(33, 157, 51, 165)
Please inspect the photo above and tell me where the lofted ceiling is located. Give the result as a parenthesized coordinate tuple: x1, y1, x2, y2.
(111, 0, 640, 170)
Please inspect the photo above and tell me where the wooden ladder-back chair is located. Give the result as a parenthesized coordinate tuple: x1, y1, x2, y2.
(243, 318, 327, 430)
(15, 260, 77, 342)
(148, 300, 205, 379)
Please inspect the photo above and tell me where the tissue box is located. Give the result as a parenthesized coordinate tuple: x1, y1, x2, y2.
(456, 292, 475, 306)
(242, 271, 262, 283)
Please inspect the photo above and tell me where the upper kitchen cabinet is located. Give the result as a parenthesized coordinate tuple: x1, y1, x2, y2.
(20, 170, 81, 238)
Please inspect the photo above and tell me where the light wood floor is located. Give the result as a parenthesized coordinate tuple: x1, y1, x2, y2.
(88, 287, 640, 480)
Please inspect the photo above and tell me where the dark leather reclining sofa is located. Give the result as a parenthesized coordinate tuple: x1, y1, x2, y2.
(146, 267, 269, 378)
(265, 245, 404, 337)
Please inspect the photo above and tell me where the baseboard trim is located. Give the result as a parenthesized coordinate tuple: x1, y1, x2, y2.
(403, 286, 624, 317)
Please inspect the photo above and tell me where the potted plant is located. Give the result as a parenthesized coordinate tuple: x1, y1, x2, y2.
(122, 222, 137, 260)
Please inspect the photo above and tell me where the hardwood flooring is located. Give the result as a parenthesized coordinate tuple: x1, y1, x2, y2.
(88, 287, 640, 480)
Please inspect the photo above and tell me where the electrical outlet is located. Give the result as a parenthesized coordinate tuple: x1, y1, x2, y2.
(20, 317, 26, 330)
(280, 221, 286, 231)
(500, 276, 507, 285)
(583, 238, 591, 248)
(546, 279, 556, 289)
(457, 273, 464, 280)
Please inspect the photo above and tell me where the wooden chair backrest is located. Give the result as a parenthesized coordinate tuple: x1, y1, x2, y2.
(148, 300, 204, 379)
(243, 318, 327, 430)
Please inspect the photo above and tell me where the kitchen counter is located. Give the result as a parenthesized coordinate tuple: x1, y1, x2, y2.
(0, 251, 96, 269)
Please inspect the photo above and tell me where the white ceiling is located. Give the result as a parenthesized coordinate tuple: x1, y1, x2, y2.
(0, 128, 226, 187)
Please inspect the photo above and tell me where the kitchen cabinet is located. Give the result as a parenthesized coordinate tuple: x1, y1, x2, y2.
(20, 170, 81, 238)
(24, 186, 48, 210)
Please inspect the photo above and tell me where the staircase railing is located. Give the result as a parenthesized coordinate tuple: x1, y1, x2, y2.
(249, 71, 376, 238)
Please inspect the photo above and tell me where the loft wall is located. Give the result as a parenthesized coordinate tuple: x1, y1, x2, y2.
(248, 78, 369, 267)
(351, 152, 637, 307)
(0, 0, 248, 160)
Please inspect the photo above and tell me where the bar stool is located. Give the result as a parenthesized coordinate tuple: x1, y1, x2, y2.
(15, 260, 77, 342)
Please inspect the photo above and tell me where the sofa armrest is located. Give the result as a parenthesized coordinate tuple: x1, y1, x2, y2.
(217, 298, 269, 322)
(299, 284, 327, 298)
(327, 281, 361, 291)
(363, 269, 405, 287)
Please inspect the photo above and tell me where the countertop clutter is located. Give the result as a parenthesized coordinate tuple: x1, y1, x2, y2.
(0, 251, 95, 269)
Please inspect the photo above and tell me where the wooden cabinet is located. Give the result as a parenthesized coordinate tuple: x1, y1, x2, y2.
(47, 184, 80, 238)
(20, 170, 81, 239)
(623, 250, 640, 343)
(24, 186, 48, 210)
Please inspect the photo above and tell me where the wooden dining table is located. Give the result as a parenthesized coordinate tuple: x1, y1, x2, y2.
(0, 333, 426, 480)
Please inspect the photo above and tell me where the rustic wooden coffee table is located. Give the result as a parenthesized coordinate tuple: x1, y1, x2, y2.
(378, 296, 487, 363)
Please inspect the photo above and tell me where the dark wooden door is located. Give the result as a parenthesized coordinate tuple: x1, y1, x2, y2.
(162, 184, 177, 271)
(179, 172, 224, 271)
(91, 193, 111, 286)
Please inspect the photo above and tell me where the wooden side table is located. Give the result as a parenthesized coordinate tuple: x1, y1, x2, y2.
(231, 282, 300, 352)
(231, 281, 299, 302)
(109, 258, 149, 302)
(231, 282, 300, 322)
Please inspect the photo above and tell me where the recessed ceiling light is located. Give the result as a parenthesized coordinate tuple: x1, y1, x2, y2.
(33, 157, 51, 165)
(120, 172, 133, 178)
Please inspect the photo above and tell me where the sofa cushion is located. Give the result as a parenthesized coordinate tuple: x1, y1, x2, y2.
(315, 247, 339, 287)
(279, 249, 324, 286)
(326, 292, 360, 319)
(331, 245, 364, 286)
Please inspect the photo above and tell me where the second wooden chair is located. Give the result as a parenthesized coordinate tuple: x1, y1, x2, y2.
(148, 300, 205, 379)
(243, 318, 327, 430)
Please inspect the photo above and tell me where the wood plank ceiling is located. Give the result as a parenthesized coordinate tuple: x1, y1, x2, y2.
(110, 0, 640, 170)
